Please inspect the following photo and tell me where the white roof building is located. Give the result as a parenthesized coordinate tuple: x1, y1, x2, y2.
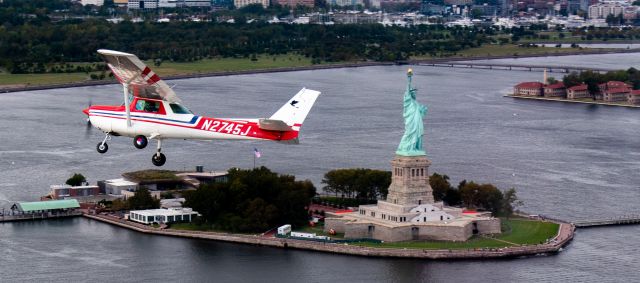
(129, 208, 199, 224)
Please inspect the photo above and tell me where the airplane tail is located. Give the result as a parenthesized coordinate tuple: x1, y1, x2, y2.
(258, 88, 321, 142)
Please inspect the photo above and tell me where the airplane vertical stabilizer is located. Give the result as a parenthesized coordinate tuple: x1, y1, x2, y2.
(269, 88, 321, 130)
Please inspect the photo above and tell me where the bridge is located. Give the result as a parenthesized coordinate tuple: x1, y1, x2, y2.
(571, 215, 640, 228)
(416, 62, 616, 73)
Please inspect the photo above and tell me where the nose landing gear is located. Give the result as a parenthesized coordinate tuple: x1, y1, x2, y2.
(97, 133, 111, 154)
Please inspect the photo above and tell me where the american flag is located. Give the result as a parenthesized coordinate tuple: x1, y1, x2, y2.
(254, 148, 261, 158)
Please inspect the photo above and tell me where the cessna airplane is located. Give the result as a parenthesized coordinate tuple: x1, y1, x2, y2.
(83, 49, 321, 166)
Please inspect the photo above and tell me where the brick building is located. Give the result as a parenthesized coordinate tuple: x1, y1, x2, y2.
(567, 84, 590, 99)
(513, 82, 544, 96)
(543, 82, 567, 98)
(599, 81, 631, 102)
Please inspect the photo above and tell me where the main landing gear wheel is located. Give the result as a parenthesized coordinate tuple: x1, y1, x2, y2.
(152, 153, 166, 167)
(97, 142, 108, 154)
(133, 135, 148, 149)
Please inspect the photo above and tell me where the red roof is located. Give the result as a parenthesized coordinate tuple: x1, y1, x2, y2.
(599, 81, 631, 89)
(568, 84, 588, 91)
(515, 82, 544, 88)
(545, 82, 565, 89)
(631, 90, 640, 96)
(606, 87, 631, 94)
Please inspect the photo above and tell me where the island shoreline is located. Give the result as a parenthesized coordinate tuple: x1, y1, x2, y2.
(83, 213, 575, 260)
(2, 48, 638, 94)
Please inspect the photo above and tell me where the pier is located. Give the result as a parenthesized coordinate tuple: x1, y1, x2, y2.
(572, 215, 640, 228)
(0, 211, 82, 223)
(417, 62, 616, 73)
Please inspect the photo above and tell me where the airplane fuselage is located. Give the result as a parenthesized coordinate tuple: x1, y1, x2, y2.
(85, 98, 298, 142)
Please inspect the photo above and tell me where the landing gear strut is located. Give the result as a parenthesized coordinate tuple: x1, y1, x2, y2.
(151, 139, 166, 166)
(133, 135, 148, 149)
(97, 133, 110, 154)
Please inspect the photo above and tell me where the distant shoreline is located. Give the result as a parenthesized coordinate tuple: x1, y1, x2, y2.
(505, 95, 640, 108)
(1, 48, 639, 94)
(83, 213, 574, 260)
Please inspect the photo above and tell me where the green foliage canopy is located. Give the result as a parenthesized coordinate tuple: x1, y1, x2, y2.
(183, 167, 316, 233)
(65, 173, 86, 186)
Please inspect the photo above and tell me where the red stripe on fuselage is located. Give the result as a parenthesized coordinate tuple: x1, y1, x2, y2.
(91, 113, 298, 141)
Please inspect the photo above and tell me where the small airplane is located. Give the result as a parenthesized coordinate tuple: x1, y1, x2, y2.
(83, 49, 321, 166)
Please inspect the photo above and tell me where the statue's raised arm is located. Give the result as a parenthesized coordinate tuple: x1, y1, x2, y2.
(396, 69, 428, 156)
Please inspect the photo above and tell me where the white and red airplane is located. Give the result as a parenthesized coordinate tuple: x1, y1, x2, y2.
(83, 49, 321, 166)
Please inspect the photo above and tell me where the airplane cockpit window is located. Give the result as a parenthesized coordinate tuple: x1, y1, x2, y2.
(135, 100, 160, 113)
(169, 103, 192, 114)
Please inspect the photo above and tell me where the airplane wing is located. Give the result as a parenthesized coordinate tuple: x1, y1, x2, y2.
(98, 49, 180, 103)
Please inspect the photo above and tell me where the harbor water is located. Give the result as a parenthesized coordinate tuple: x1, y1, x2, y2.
(1, 53, 639, 282)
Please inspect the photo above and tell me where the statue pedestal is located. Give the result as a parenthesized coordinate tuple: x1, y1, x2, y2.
(385, 155, 434, 206)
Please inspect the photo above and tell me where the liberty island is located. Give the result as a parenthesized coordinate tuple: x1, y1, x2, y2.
(324, 70, 502, 242)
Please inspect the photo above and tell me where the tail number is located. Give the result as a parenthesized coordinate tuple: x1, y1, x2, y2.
(201, 120, 251, 136)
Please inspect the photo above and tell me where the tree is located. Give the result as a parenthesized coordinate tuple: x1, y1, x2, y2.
(501, 188, 523, 218)
(547, 77, 558, 84)
(430, 173, 451, 202)
(184, 167, 316, 232)
(127, 187, 160, 210)
(459, 182, 504, 215)
(65, 173, 86, 186)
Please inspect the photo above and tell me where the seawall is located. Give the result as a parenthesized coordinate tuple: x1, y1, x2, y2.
(83, 213, 575, 260)
(2, 48, 638, 94)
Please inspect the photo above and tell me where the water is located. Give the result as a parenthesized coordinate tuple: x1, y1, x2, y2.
(1, 53, 639, 282)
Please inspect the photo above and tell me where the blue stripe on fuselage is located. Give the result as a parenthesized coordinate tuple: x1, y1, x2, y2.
(91, 111, 199, 125)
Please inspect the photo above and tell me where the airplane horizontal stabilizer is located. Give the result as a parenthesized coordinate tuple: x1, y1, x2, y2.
(258, 119, 292, 131)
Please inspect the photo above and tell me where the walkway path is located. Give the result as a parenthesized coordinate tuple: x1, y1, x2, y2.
(83, 213, 575, 260)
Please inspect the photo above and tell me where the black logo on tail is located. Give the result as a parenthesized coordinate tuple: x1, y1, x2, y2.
(290, 100, 299, 107)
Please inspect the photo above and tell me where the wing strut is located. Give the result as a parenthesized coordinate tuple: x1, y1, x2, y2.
(123, 77, 136, 128)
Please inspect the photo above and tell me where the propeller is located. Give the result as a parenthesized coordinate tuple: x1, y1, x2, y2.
(84, 99, 93, 139)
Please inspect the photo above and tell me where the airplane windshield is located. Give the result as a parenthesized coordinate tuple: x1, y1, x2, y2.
(170, 103, 192, 114)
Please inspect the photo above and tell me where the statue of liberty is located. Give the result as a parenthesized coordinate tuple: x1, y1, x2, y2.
(396, 69, 427, 156)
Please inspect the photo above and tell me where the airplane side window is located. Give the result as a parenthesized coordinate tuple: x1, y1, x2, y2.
(169, 103, 192, 114)
(144, 101, 160, 113)
(135, 100, 146, 111)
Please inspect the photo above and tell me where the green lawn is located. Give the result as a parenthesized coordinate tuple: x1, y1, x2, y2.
(150, 54, 315, 76)
(353, 219, 559, 250)
(0, 72, 90, 86)
(0, 54, 318, 87)
(297, 223, 345, 239)
(412, 44, 610, 60)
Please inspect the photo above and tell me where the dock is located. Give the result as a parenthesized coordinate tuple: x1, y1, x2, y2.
(0, 211, 82, 223)
(417, 62, 616, 73)
(572, 215, 640, 228)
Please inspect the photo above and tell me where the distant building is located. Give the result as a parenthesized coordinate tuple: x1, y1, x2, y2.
(513, 82, 544, 96)
(12, 199, 80, 214)
(183, 0, 212, 7)
(567, 84, 590, 99)
(599, 81, 631, 101)
(272, 0, 314, 7)
(100, 178, 138, 195)
(129, 208, 199, 224)
(81, 0, 105, 6)
(333, 0, 365, 7)
(234, 0, 269, 8)
(543, 82, 566, 98)
(628, 90, 640, 105)
(114, 0, 129, 7)
(129, 0, 159, 9)
(49, 184, 101, 200)
(588, 2, 626, 19)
